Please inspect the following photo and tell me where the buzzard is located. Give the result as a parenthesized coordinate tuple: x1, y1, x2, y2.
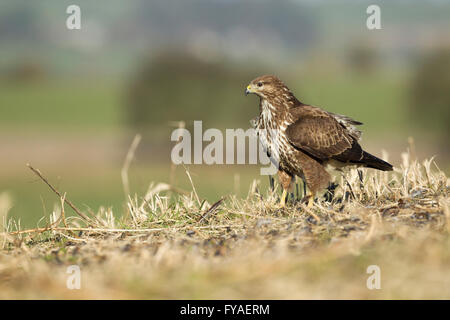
(245, 75, 393, 207)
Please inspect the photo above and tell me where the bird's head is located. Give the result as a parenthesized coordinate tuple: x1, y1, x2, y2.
(245, 75, 287, 99)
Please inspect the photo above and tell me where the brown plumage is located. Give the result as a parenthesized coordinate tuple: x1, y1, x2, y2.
(245, 75, 393, 207)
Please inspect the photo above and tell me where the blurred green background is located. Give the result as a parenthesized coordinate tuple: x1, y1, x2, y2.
(0, 0, 449, 227)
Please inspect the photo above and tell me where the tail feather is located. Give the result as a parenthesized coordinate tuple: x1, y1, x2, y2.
(360, 151, 393, 171)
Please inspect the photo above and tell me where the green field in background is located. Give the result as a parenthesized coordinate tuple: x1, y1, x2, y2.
(0, 79, 124, 132)
(0, 72, 409, 135)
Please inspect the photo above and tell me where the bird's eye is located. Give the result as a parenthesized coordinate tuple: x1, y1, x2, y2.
(257, 82, 263, 87)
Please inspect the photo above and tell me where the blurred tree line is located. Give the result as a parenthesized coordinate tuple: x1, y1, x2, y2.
(410, 48, 450, 154)
(126, 50, 261, 132)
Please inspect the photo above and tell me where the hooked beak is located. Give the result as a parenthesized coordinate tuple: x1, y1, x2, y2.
(245, 85, 252, 96)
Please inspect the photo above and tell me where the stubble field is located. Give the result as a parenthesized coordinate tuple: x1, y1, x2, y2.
(0, 151, 449, 299)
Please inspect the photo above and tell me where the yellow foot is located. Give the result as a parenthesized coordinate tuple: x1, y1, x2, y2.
(306, 192, 316, 208)
(279, 189, 288, 207)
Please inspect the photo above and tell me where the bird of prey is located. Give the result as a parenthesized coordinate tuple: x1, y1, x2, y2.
(245, 75, 393, 207)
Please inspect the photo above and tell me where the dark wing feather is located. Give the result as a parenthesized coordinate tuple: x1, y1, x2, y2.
(286, 106, 361, 161)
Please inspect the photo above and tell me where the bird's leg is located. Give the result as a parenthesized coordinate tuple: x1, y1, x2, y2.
(300, 189, 315, 207)
(280, 189, 288, 207)
(307, 191, 315, 208)
(277, 170, 293, 207)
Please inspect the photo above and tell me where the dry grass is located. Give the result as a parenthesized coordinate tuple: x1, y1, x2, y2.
(0, 150, 449, 299)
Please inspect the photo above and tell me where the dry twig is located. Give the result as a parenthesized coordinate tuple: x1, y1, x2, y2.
(26, 163, 93, 223)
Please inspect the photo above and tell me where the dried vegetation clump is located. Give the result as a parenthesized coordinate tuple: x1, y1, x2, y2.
(0, 150, 449, 299)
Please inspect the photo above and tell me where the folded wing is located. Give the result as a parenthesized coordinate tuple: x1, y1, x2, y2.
(286, 106, 364, 163)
